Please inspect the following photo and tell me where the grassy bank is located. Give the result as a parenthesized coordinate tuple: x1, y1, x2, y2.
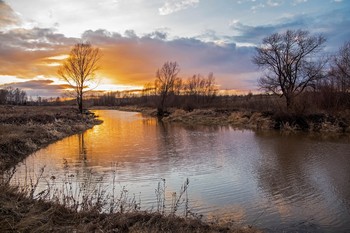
(99, 105, 350, 133)
(163, 109, 350, 133)
(0, 105, 260, 233)
(0, 106, 102, 171)
(0, 185, 258, 233)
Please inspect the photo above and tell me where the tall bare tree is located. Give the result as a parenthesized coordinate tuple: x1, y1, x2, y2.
(58, 43, 101, 113)
(329, 41, 350, 93)
(155, 61, 180, 116)
(253, 30, 326, 108)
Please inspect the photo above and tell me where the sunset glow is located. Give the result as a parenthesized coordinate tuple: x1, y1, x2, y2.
(0, 0, 349, 97)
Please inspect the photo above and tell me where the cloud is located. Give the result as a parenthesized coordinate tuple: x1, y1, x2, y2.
(251, 3, 265, 13)
(0, 27, 77, 78)
(0, 24, 257, 95)
(229, 18, 307, 45)
(266, 0, 283, 7)
(292, 0, 307, 5)
(229, 7, 350, 54)
(0, 0, 20, 27)
(159, 0, 199, 15)
(240, 0, 308, 12)
(80, 29, 256, 89)
(0, 79, 70, 97)
(229, 6, 350, 47)
(2, 1, 349, 96)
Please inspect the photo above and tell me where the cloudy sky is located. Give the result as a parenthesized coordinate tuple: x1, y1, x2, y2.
(0, 0, 349, 97)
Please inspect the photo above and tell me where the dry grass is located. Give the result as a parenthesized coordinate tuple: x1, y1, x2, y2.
(163, 109, 273, 130)
(157, 107, 350, 133)
(0, 184, 259, 233)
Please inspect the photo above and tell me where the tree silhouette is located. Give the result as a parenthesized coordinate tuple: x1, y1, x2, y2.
(253, 30, 326, 109)
(155, 61, 180, 116)
(58, 43, 101, 113)
(330, 41, 350, 93)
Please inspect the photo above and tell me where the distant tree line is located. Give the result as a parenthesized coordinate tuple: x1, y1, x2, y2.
(91, 63, 219, 115)
(0, 86, 67, 106)
(0, 87, 27, 105)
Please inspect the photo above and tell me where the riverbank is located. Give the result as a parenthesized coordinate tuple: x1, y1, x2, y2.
(97, 105, 350, 133)
(0, 105, 260, 233)
(0, 106, 102, 171)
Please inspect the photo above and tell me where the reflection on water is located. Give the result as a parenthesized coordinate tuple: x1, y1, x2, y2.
(12, 110, 350, 232)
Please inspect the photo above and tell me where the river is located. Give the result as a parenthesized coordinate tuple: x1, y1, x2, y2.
(12, 110, 350, 232)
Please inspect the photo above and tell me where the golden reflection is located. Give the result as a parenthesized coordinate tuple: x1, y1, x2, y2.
(78, 133, 87, 161)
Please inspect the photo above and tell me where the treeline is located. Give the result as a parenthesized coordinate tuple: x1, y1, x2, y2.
(0, 87, 27, 105)
(93, 71, 219, 112)
(315, 41, 350, 110)
(0, 87, 65, 106)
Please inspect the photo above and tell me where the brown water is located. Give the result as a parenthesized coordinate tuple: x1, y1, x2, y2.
(12, 110, 350, 232)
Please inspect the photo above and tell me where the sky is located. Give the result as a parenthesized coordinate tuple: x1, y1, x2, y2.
(0, 0, 349, 97)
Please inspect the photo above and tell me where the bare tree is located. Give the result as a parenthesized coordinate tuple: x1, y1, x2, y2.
(329, 41, 350, 93)
(172, 77, 183, 95)
(186, 74, 203, 96)
(253, 30, 326, 108)
(58, 43, 101, 113)
(203, 72, 217, 98)
(0, 87, 27, 105)
(155, 61, 180, 116)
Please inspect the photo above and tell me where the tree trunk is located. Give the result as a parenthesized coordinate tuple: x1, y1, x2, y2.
(77, 94, 83, 114)
(285, 94, 293, 110)
(158, 92, 167, 116)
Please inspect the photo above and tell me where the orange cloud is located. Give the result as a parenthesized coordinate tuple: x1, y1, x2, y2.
(0, 25, 258, 96)
(82, 29, 257, 89)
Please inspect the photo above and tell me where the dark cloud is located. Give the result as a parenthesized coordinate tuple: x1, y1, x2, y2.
(315, 8, 350, 51)
(143, 31, 168, 40)
(0, 79, 70, 97)
(229, 7, 350, 48)
(229, 18, 306, 44)
(0, 0, 20, 27)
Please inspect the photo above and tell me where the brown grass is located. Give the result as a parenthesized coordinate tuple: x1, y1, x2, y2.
(0, 184, 259, 233)
(151, 107, 350, 133)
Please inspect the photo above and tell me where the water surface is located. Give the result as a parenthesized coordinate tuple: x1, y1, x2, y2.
(13, 110, 350, 232)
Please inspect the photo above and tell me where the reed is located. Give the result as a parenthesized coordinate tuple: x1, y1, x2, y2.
(11, 162, 193, 219)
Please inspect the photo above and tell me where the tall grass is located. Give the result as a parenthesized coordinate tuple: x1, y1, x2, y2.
(10, 161, 193, 219)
